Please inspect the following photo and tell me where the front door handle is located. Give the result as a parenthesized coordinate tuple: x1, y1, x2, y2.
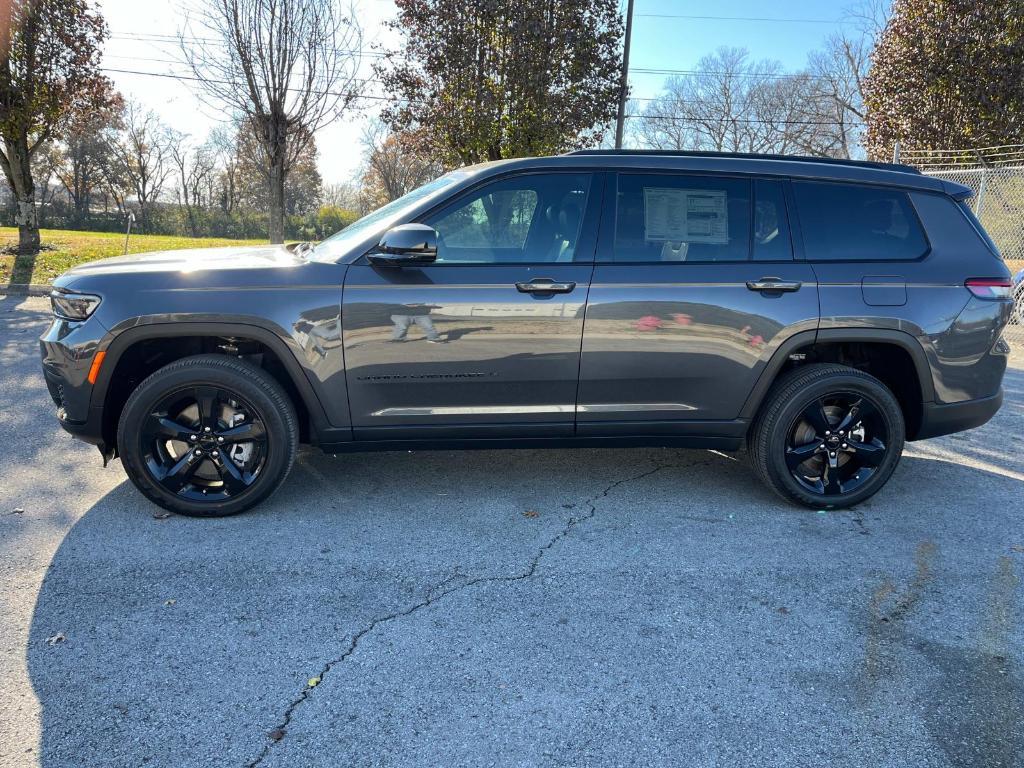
(746, 277, 802, 293)
(516, 279, 577, 294)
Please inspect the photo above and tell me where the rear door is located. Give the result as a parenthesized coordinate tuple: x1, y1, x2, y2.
(578, 172, 819, 434)
(342, 171, 601, 439)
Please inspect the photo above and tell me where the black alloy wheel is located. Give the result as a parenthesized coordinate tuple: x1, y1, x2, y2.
(118, 355, 297, 517)
(140, 386, 268, 502)
(749, 363, 905, 509)
(784, 392, 889, 497)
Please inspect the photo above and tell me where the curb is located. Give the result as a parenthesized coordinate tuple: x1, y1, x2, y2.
(1, 284, 52, 297)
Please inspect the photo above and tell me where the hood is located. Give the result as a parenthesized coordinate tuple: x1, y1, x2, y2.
(58, 244, 304, 282)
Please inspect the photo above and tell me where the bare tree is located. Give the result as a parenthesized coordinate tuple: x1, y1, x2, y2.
(793, 1, 889, 158)
(171, 136, 217, 236)
(55, 94, 124, 223)
(179, 0, 362, 243)
(321, 181, 359, 211)
(108, 102, 173, 232)
(637, 48, 834, 154)
(208, 126, 241, 214)
(358, 121, 443, 210)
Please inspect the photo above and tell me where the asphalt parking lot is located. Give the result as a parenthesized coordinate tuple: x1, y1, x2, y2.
(1, 293, 1022, 768)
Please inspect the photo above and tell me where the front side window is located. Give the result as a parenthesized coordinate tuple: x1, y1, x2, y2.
(612, 174, 752, 262)
(423, 173, 591, 264)
(793, 181, 928, 261)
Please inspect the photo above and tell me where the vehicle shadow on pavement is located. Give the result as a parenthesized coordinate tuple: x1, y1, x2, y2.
(24, 440, 1024, 767)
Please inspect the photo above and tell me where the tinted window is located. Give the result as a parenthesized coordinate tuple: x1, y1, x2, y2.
(613, 174, 751, 262)
(753, 179, 793, 261)
(794, 181, 928, 261)
(424, 173, 591, 263)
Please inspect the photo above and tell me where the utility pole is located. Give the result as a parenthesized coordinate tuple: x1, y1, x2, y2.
(614, 0, 635, 150)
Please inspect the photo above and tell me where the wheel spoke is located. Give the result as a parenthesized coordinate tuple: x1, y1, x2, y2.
(161, 451, 203, 493)
(800, 399, 831, 437)
(848, 439, 886, 467)
(147, 414, 196, 442)
(785, 442, 821, 471)
(194, 386, 219, 430)
(836, 398, 877, 433)
(210, 453, 250, 494)
(217, 421, 265, 443)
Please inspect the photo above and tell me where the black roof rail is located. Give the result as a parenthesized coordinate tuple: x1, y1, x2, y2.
(565, 149, 922, 175)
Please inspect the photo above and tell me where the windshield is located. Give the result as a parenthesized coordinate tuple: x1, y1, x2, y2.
(310, 171, 468, 261)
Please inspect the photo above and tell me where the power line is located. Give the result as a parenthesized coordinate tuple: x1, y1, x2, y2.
(102, 65, 866, 128)
(625, 113, 865, 127)
(101, 67, 392, 102)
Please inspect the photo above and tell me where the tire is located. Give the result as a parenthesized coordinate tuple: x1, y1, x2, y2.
(748, 363, 905, 509)
(117, 354, 298, 517)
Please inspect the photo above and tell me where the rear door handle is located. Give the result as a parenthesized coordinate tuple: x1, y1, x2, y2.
(746, 277, 802, 293)
(516, 279, 577, 294)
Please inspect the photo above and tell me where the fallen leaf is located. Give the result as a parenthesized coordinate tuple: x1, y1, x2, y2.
(522, 510, 539, 518)
(152, 512, 171, 520)
(777, 607, 790, 615)
(164, 599, 176, 606)
(268, 728, 286, 742)
(45, 632, 65, 646)
(1011, 545, 1024, 554)
(308, 676, 320, 688)
(10, 508, 24, 515)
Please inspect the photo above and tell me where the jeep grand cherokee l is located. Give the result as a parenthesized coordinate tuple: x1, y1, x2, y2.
(40, 150, 1014, 516)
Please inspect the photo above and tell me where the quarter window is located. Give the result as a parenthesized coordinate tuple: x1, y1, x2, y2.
(612, 174, 752, 262)
(793, 181, 928, 261)
(424, 173, 591, 264)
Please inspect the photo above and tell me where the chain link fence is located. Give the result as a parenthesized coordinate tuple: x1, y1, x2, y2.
(901, 145, 1024, 340)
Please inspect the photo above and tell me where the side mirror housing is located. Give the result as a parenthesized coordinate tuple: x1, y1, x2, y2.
(368, 224, 438, 266)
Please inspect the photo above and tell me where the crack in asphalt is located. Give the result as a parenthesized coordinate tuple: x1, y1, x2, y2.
(244, 459, 679, 767)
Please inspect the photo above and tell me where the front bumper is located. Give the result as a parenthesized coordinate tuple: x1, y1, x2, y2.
(40, 316, 109, 448)
(913, 388, 1004, 441)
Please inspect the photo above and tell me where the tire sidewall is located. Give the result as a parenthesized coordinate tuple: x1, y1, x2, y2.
(118, 360, 296, 517)
(764, 373, 905, 509)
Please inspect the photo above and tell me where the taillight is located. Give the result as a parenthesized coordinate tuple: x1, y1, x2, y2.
(965, 278, 1012, 299)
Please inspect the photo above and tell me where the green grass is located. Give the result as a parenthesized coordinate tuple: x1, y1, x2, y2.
(0, 228, 267, 286)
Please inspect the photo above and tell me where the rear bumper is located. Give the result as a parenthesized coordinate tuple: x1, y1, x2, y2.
(913, 389, 1003, 441)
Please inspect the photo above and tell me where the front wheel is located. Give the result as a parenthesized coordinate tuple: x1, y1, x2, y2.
(748, 364, 905, 509)
(117, 355, 298, 517)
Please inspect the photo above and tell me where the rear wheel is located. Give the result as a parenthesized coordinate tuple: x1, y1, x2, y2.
(117, 355, 298, 517)
(749, 364, 905, 509)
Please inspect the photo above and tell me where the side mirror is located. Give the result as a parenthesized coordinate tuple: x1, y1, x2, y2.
(368, 223, 438, 266)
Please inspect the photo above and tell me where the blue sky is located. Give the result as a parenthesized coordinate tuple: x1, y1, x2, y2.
(626, 0, 860, 98)
(98, 0, 866, 183)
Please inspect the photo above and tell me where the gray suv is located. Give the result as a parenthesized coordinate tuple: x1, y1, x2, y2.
(40, 150, 1014, 516)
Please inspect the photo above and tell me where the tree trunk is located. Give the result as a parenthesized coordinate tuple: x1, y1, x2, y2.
(268, 148, 286, 244)
(2, 137, 41, 254)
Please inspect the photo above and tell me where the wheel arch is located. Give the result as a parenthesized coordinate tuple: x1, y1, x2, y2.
(741, 328, 935, 439)
(92, 322, 332, 450)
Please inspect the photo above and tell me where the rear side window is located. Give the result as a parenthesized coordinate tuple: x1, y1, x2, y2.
(613, 174, 751, 262)
(793, 181, 929, 261)
(753, 179, 793, 261)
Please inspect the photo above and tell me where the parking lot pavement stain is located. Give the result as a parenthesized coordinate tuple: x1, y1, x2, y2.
(920, 556, 1022, 768)
(861, 540, 938, 692)
(244, 460, 678, 768)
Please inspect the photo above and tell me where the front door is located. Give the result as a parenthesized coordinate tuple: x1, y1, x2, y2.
(578, 172, 819, 434)
(342, 171, 601, 440)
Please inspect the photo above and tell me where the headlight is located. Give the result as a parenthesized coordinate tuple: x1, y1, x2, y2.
(50, 291, 101, 321)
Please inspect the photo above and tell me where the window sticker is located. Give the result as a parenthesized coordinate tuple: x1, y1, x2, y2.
(643, 188, 729, 244)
